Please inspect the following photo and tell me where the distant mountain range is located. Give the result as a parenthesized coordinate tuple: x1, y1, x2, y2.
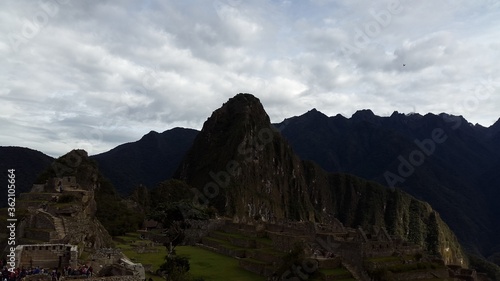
(91, 127, 198, 194)
(2, 96, 499, 262)
(276, 109, 500, 259)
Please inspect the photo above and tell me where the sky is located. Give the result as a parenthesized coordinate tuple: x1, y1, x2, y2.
(1, 0, 500, 157)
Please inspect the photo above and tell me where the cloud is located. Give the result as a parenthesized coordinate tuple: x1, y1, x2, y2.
(1, 0, 499, 156)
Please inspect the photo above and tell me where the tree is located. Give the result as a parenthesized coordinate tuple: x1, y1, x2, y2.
(163, 221, 186, 257)
(157, 238, 207, 281)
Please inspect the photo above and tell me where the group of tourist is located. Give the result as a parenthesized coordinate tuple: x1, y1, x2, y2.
(63, 264, 93, 278)
(1, 259, 93, 281)
(1, 266, 47, 281)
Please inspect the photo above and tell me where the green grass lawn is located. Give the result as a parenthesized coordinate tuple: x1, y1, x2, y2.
(113, 233, 264, 281)
(176, 246, 265, 281)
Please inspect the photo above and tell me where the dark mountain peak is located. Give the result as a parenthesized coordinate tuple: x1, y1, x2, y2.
(352, 109, 375, 118)
(201, 93, 270, 133)
(389, 110, 404, 118)
(387, 111, 425, 127)
(420, 112, 443, 123)
(351, 109, 380, 125)
(298, 108, 329, 123)
(274, 109, 328, 132)
(221, 93, 265, 114)
(407, 112, 423, 118)
(164, 127, 198, 134)
(175, 93, 314, 220)
(438, 113, 467, 122)
(422, 112, 437, 118)
(304, 108, 327, 117)
(178, 93, 274, 171)
(140, 130, 159, 140)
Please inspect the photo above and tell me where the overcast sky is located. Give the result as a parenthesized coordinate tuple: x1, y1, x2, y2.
(1, 0, 499, 157)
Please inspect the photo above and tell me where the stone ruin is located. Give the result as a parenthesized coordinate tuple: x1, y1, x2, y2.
(14, 176, 144, 280)
(15, 244, 78, 269)
(17, 177, 113, 249)
(14, 244, 145, 281)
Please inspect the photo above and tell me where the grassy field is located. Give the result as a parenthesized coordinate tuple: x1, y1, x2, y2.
(113, 233, 264, 281)
(176, 246, 265, 281)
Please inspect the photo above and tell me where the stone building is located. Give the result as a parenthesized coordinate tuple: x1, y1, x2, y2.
(15, 244, 78, 269)
(49, 176, 79, 192)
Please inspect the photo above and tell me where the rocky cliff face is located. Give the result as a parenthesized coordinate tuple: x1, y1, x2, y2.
(175, 93, 467, 265)
(175, 93, 314, 221)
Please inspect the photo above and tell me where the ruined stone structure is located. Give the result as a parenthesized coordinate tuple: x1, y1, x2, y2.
(13, 244, 145, 280)
(85, 248, 124, 269)
(194, 218, 487, 280)
(178, 218, 476, 280)
(448, 265, 480, 281)
(184, 217, 424, 262)
(13, 151, 144, 280)
(17, 177, 113, 250)
(13, 175, 143, 279)
(15, 244, 78, 269)
(49, 176, 79, 192)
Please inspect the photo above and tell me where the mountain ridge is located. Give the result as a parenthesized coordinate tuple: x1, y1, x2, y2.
(90, 127, 198, 194)
(2, 104, 498, 261)
(276, 107, 500, 259)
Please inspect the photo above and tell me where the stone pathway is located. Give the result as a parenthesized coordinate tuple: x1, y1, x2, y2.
(38, 209, 66, 242)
